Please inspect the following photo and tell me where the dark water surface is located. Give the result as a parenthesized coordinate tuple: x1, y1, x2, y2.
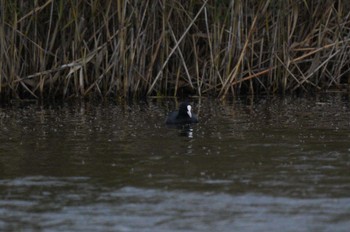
(1, 95, 350, 231)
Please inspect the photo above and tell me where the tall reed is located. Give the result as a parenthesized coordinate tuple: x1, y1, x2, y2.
(0, 0, 350, 101)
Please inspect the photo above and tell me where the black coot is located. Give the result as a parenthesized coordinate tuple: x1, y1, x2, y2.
(166, 102, 198, 124)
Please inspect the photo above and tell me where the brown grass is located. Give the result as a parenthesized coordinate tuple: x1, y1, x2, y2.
(1, 0, 350, 101)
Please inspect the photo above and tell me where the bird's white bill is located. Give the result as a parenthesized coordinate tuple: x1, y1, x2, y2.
(187, 105, 192, 118)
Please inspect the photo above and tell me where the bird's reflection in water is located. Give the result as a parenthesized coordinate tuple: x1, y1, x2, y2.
(178, 125, 194, 138)
(165, 124, 195, 138)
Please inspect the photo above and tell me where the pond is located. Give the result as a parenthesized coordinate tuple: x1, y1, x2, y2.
(1, 95, 350, 231)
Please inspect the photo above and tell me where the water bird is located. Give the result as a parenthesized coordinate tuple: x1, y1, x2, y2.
(166, 102, 198, 124)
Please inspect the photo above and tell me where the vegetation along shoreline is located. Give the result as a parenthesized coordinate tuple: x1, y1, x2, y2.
(1, 1, 350, 102)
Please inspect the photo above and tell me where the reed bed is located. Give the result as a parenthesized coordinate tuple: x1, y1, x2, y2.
(1, 0, 350, 101)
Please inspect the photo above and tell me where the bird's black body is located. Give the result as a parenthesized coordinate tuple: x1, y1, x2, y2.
(165, 102, 198, 124)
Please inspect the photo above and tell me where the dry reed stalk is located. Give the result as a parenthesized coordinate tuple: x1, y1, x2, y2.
(1, 0, 350, 101)
(168, 24, 193, 89)
(219, 0, 271, 99)
(146, 0, 208, 95)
